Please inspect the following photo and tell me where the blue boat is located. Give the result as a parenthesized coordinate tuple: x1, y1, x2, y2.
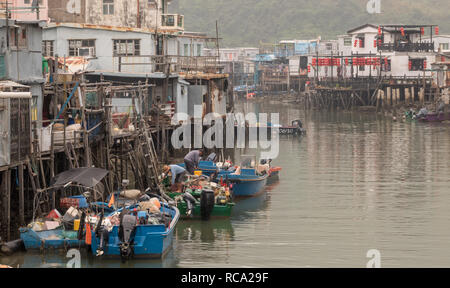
(19, 226, 84, 250)
(225, 168, 268, 197)
(90, 203, 180, 260)
(178, 155, 273, 197)
(19, 168, 109, 251)
(177, 160, 219, 177)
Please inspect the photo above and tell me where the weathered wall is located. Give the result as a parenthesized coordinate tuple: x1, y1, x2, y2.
(43, 26, 156, 73)
(11, 0, 49, 21)
(48, 0, 86, 23)
(48, 0, 164, 29)
(0, 22, 44, 122)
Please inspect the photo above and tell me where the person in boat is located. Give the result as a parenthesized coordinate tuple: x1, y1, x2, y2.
(183, 149, 203, 175)
(438, 101, 445, 115)
(417, 107, 428, 118)
(163, 165, 187, 185)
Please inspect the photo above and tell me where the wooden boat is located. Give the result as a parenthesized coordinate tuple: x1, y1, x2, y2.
(417, 112, 450, 123)
(225, 168, 268, 197)
(90, 203, 179, 261)
(19, 168, 109, 251)
(19, 226, 84, 250)
(278, 120, 306, 136)
(178, 157, 280, 188)
(166, 188, 234, 219)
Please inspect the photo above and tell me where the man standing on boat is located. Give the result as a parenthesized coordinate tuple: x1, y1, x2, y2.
(184, 150, 203, 175)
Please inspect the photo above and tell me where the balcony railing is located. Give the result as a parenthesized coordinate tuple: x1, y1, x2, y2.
(115, 55, 223, 74)
(161, 14, 184, 30)
(378, 42, 434, 52)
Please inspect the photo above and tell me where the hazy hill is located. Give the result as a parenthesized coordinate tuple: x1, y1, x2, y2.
(170, 0, 450, 47)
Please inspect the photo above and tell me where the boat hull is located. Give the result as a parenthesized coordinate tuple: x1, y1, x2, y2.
(90, 205, 179, 259)
(418, 113, 450, 123)
(177, 201, 233, 219)
(20, 227, 85, 250)
(228, 175, 268, 197)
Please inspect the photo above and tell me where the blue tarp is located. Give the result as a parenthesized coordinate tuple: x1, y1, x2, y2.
(253, 54, 276, 62)
(294, 42, 317, 55)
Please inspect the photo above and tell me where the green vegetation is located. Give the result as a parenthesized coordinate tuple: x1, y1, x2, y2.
(170, 0, 450, 47)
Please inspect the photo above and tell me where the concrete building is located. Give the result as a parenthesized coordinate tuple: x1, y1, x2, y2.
(47, 0, 182, 32)
(308, 24, 439, 79)
(0, 18, 46, 123)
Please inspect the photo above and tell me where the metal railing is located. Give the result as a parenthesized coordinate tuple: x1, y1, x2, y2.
(378, 42, 434, 52)
(116, 55, 222, 74)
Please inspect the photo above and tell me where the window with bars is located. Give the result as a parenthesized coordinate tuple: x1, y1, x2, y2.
(344, 37, 352, 46)
(103, 0, 114, 15)
(381, 59, 391, 72)
(113, 39, 141, 56)
(68, 39, 96, 57)
(42, 40, 54, 56)
(440, 43, 449, 51)
(409, 58, 425, 71)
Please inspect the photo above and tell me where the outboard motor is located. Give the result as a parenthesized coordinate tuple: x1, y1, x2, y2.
(183, 192, 197, 216)
(118, 214, 137, 262)
(206, 153, 217, 162)
(200, 189, 215, 221)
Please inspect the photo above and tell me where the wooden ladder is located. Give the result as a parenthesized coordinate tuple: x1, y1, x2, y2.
(64, 142, 79, 169)
(139, 128, 160, 190)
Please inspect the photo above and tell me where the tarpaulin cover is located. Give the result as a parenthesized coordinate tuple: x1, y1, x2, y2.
(50, 168, 108, 188)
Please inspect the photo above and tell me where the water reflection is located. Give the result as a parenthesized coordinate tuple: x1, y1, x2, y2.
(4, 99, 450, 267)
(1, 249, 178, 268)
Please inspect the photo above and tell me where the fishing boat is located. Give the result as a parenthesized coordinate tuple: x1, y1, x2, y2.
(225, 169, 268, 197)
(19, 225, 84, 250)
(218, 156, 269, 197)
(165, 178, 234, 220)
(90, 202, 179, 261)
(278, 120, 306, 136)
(417, 112, 450, 123)
(176, 160, 219, 177)
(178, 155, 280, 187)
(19, 168, 109, 251)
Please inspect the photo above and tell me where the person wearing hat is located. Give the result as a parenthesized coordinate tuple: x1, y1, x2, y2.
(163, 165, 187, 185)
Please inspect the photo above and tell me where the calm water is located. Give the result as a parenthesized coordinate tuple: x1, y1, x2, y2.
(2, 100, 450, 268)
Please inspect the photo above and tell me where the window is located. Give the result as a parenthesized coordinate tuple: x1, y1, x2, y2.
(42, 40, 54, 57)
(184, 44, 189, 56)
(381, 59, 391, 72)
(344, 37, 352, 46)
(9, 26, 27, 49)
(440, 43, 449, 51)
(113, 39, 140, 56)
(197, 44, 202, 56)
(409, 58, 425, 71)
(103, 0, 114, 15)
(357, 35, 365, 48)
(68, 39, 96, 57)
(325, 43, 333, 51)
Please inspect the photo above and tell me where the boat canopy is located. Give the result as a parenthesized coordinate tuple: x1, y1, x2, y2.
(49, 168, 109, 189)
